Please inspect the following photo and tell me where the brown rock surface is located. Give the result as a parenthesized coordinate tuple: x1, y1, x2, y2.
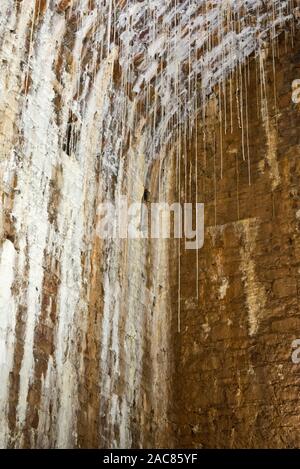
(171, 30, 300, 449)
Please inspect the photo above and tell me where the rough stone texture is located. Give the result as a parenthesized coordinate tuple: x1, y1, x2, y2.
(172, 28, 300, 449)
(0, 0, 174, 448)
(1, 0, 300, 449)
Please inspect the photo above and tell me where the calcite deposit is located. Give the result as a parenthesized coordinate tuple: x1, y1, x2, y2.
(0, 0, 300, 449)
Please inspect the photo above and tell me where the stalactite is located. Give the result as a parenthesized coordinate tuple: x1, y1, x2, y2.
(0, 0, 297, 449)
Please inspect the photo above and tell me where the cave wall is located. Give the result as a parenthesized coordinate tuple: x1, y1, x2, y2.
(0, 0, 299, 449)
(0, 0, 174, 448)
(173, 29, 300, 449)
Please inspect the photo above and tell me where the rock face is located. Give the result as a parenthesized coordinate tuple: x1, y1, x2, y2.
(0, 0, 175, 448)
(172, 28, 300, 449)
(0, 0, 299, 449)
